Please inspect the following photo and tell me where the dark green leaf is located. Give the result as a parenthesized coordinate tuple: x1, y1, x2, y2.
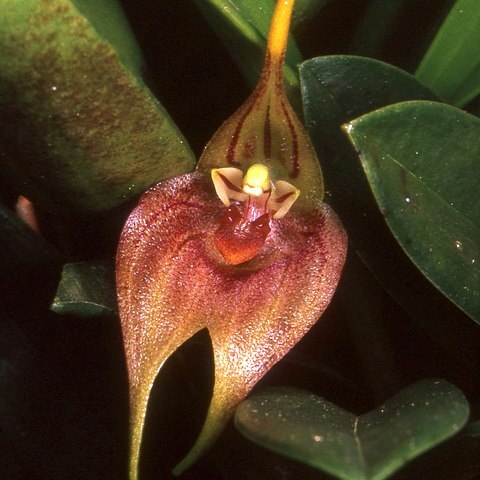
(350, 0, 409, 58)
(393, 421, 480, 480)
(292, 0, 331, 27)
(0, 202, 64, 307)
(416, 0, 480, 107)
(235, 380, 469, 480)
(339, 252, 400, 402)
(0, 0, 195, 214)
(299, 57, 479, 348)
(193, 0, 302, 92)
(345, 101, 480, 322)
(51, 261, 117, 317)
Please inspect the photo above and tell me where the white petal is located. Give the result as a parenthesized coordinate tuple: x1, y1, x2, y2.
(268, 180, 300, 219)
(211, 168, 247, 205)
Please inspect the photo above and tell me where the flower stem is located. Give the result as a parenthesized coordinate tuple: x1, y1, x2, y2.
(267, 0, 296, 62)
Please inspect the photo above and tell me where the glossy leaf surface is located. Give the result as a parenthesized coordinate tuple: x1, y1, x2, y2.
(51, 261, 117, 317)
(299, 56, 479, 346)
(416, 0, 480, 107)
(0, 0, 194, 213)
(346, 101, 480, 322)
(235, 380, 469, 480)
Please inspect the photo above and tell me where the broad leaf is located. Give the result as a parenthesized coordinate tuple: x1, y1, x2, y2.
(416, 0, 480, 107)
(345, 101, 480, 323)
(300, 56, 480, 359)
(0, 0, 194, 213)
(51, 261, 117, 317)
(235, 380, 469, 480)
(300, 57, 475, 335)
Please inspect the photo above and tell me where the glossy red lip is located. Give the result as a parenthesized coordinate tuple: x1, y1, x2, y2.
(214, 205, 271, 265)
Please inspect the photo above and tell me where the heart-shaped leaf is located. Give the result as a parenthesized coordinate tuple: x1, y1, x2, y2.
(393, 420, 480, 480)
(0, 0, 194, 213)
(235, 380, 469, 480)
(415, 0, 480, 107)
(51, 261, 117, 317)
(345, 100, 480, 323)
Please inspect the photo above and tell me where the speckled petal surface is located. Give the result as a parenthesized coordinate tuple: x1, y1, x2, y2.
(117, 172, 347, 476)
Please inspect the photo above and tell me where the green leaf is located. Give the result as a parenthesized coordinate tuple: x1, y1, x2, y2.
(350, 0, 409, 58)
(0, 201, 64, 306)
(416, 0, 480, 107)
(299, 56, 439, 178)
(292, 0, 331, 27)
(51, 261, 117, 317)
(71, 0, 144, 76)
(345, 101, 480, 323)
(339, 253, 400, 402)
(235, 380, 469, 480)
(0, 0, 195, 213)
(394, 420, 480, 480)
(300, 57, 474, 335)
(193, 0, 302, 92)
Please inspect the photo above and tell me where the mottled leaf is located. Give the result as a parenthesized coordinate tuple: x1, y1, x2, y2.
(0, 0, 194, 213)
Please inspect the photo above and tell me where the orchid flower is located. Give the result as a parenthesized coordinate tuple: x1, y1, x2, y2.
(116, 1, 348, 478)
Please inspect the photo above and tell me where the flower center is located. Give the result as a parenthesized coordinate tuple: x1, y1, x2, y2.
(211, 164, 299, 265)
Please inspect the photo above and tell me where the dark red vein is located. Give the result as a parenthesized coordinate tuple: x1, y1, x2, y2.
(274, 191, 295, 203)
(263, 102, 272, 160)
(217, 172, 243, 193)
(275, 55, 300, 178)
(227, 53, 272, 166)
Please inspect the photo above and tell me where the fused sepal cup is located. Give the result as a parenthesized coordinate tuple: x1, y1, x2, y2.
(116, 1, 347, 478)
